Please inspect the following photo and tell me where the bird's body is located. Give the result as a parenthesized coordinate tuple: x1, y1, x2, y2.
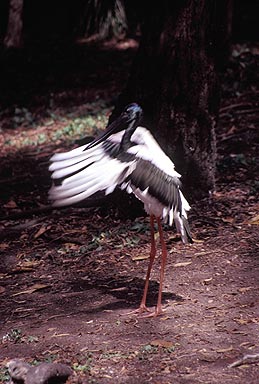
(49, 103, 192, 316)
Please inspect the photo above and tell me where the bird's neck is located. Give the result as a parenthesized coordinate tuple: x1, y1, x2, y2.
(120, 121, 137, 151)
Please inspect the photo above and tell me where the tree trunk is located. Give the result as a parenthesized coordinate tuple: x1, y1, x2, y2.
(115, 0, 231, 198)
(4, 0, 23, 49)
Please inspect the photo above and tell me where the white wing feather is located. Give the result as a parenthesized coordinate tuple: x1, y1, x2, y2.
(130, 127, 181, 178)
(49, 125, 191, 243)
(49, 139, 136, 207)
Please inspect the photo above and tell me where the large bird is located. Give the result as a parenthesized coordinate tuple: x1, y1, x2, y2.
(49, 103, 192, 317)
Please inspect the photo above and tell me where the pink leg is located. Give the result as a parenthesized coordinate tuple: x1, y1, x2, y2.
(138, 214, 157, 311)
(140, 217, 168, 318)
(125, 215, 156, 315)
(155, 217, 168, 316)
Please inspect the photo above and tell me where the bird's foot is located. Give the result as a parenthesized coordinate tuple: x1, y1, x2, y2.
(139, 306, 165, 318)
(123, 304, 166, 318)
(122, 304, 151, 316)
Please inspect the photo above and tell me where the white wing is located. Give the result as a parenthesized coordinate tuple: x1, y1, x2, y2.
(49, 132, 136, 207)
(124, 127, 191, 242)
(130, 127, 181, 178)
(49, 125, 191, 243)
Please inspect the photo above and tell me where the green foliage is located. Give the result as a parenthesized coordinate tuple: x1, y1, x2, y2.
(4, 101, 111, 149)
(0, 367, 9, 382)
(139, 344, 158, 358)
(130, 221, 149, 233)
(139, 342, 176, 360)
(73, 353, 92, 373)
(73, 362, 91, 373)
(27, 335, 39, 343)
(100, 351, 131, 361)
(13, 107, 35, 127)
(2, 329, 39, 345)
(43, 354, 60, 364)
(52, 112, 108, 141)
(2, 328, 22, 343)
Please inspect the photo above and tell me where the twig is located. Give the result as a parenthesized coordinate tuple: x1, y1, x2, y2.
(237, 108, 259, 115)
(3, 218, 44, 230)
(219, 102, 257, 113)
(217, 126, 259, 143)
(229, 353, 259, 368)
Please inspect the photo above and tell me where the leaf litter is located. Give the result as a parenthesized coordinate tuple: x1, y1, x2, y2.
(0, 41, 259, 383)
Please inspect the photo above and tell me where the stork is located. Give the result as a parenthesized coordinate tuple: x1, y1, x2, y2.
(49, 103, 192, 317)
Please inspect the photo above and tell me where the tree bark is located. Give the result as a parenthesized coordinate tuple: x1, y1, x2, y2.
(115, 0, 231, 198)
(4, 0, 23, 49)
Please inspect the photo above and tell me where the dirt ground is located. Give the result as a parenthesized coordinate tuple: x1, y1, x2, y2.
(0, 40, 258, 383)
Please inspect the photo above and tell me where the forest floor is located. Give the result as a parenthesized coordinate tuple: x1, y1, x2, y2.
(0, 39, 258, 383)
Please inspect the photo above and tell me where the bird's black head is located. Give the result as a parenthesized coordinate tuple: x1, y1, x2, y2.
(123, 103, 143, 123)
(85, 102, 143, 150)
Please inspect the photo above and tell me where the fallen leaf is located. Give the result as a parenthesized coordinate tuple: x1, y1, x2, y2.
(0, 243, 9, 250)
(222, 217, 235, 223)
(232, 331, 248, 336)
(131, 254, 150, 261)
(234, 318, 251, 325)
(195, 251, 208, 256)
(192, 238, 204, 243)
(238, 287, 253, 293)
(0, 273, 8, 279)
(12, 283, 50, 296)
(173, 261, 192, 267)
(198, 352, 218, 362)
(51, 333, 71, 338)
(3, 199, 17, 208)
(13, 260, 41, 272)
(150, 339, 175, 348)
(110, 286, 127, 292)
(34, 225, 50, 239)
(216, 346, 233, 353)
(246, 214, 259, 225)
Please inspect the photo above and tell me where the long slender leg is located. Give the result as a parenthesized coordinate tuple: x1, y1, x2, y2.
(137, 217, 168, 318)
(155, 217, 168, 316)
(124, 214, 156, 315)
(138, 214, 156, 311)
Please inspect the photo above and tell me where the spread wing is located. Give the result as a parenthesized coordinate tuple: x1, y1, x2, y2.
(48, 134, 136, 207)
(48, 126, 192, 243)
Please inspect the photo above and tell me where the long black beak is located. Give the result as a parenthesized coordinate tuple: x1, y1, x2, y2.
(84, 111, 131, 150)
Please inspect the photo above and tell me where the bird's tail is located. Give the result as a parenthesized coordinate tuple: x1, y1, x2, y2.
(173, 191, 192, 244)
(48, 143, 132, 207)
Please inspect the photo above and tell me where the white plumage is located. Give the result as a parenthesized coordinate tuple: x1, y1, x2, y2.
(49, 103, 192, 317)
(49, 126, 190, 239)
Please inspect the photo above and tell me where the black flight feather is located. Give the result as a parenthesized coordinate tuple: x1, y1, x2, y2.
(128, 159, 183, 211)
